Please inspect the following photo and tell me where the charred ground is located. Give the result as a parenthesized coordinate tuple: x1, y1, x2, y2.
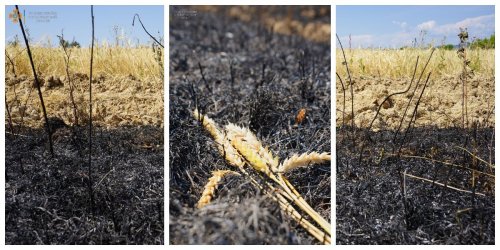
(169, 6, 331, 244)
(337, 125, 495, 244)
(5, 124, 164, 244)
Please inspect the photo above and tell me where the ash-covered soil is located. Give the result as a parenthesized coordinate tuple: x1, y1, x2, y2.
(5, 125, 164, 244)
(336, 126, 495, 244)
(170, 6, 331, 244)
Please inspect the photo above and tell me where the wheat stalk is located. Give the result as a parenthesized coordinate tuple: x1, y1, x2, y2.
(279, 152, 331, 173)
(193, 110, 331, 243)
(197, 170, 240, 209)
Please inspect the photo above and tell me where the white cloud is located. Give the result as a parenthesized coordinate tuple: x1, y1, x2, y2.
(392, 21, 408, 30)
(417, 20, 436, 31)
(339, 14, 494, 48)
(433, 14, 494, 35)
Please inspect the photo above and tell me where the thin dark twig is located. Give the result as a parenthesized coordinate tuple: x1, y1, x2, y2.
(230, 60, 235, 90)
(198, 62, 211, 92)
(5, 99, 14, 134)
(15, 5, 54, 157)
(5, 47, 28, 77)
(336, 34, 355, 142)
(393, 48, 435, 150)
(132, 14, 164, 48)
(369, 57, 420, 131)
(88, 5, 95, 212)
(397, 72, 432, 155)
(397, 71, 431, 230)
(357, 57, 420, 164)
(260, 63, 266, 87)
(5, 50, 17, 77)
(58, 31, 79, 126)
(335, 73, 346, 129)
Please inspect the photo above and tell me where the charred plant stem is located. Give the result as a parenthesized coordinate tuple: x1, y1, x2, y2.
(357, 57, 419, 164)
(58, 31, 79, 126)
(198, 62, 211, 92)
(16, 5, 54, 157)
(336, 34, 355, 144)
(5, 99, 14, 134)
(230, 60, 235, 90)
(393, 49, 435, 151)
(397, 72, 432, 155)
(132, 14, 164, 48)
(88, 5, 95, 212)
(336, 73, 346, 129)
(5, 50, 17, 77)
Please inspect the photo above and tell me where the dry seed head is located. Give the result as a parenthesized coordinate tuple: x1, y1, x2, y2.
(192, 110, 245, 168)
(225, 123, 279, 171)
(231, 135, 271, 174)
(197, 170, 240, 209)
(192, 109, 223, 141)
(279, 152, 331, 173)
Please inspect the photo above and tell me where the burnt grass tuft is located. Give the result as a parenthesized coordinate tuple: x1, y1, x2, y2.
(337, 125, 494, 244)
(5, 125, 164, 244)
(169, 6, 331, 244)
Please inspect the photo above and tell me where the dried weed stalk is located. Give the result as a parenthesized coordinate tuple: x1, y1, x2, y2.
(16, 5, 54, 157)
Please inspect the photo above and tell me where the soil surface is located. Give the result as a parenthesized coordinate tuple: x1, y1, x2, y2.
(169, 6, 331, 244)
(336, 76, 495, 131)
(5, 73, 163, 128)
(5, 125, 164, 244)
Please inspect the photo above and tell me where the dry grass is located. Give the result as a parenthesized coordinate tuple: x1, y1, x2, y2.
(5, 44, 163, 128)
(336, 48, 494, 79)
(335, 48, 495, 130)
(6, 44, 162, 79)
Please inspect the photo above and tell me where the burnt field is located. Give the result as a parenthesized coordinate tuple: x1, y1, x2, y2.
(5, 125, 164, 244)
(169, 6, 331, 244)
(336, 125, 495, 244)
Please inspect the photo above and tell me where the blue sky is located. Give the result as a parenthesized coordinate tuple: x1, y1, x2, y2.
(337, 6, 495, 48)
(5, 5, 164, 47)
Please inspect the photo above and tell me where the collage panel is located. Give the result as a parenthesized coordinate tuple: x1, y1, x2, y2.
(169, 5, 331, 245)
(336, 5, 495, 244)
(5, 5, 164, 244)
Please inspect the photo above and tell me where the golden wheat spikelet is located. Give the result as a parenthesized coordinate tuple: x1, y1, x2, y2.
(192, 110, 244, 168)
(225, 123, 279, 172)
(197, 170, 240, 209)
(192, 109, 223, 141)
(278, 152, 331, 173)
(231, 135, 271, 175)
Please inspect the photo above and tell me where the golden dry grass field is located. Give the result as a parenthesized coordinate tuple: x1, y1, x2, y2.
(336, 48, 495, 130)
(5, 44, 164, 128)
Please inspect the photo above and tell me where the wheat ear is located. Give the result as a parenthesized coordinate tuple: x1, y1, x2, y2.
(225, 123, 279, 174)
(197, 170, 240, 209)
(278, 152, 331, 173)
(192, 109, 244, 168)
